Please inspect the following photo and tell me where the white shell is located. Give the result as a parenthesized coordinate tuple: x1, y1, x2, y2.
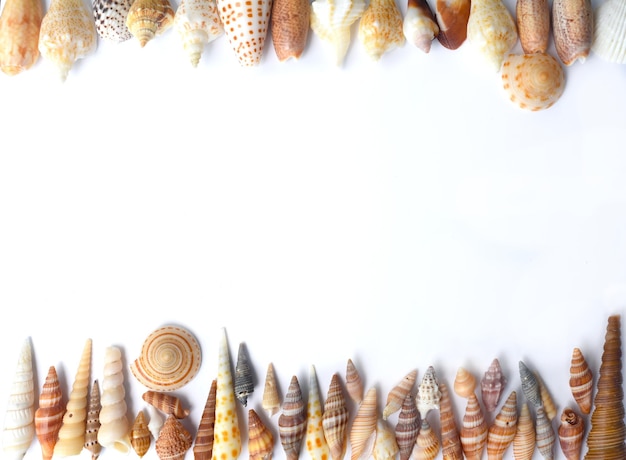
(416, 366, 441, 420)
(403, 0, 439, 52)
(372, 419, 399, 460)
(592, 0, 626, 63)
(146, 404, 164, 440)
(174, 0, 224, 67)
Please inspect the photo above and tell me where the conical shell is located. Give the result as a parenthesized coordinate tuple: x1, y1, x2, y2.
(350, 387, 377, 460)
(131, 411, 151, 458)
(278, 375, 306, 460)
(155, 415, 193, 460)
(438, 383, 462, 460)
(131, 326, 202, 391)
(174, 0, 223, 66)
(535, 406, 555, 460)
(486, 391, 518, 460)
(262, 363, 281, 418)
(383, 369, 417, 420)
(535, 371, 557, 421)
(512, 403, 535, 460)
(248, 409, 274, 460)
(569, 348, 593, 415)
(93, 0, 133, 42)
(518, 361, 542, 407)
(552, 0, 592, 65)
(126, 0, 175, 46)
(234, 342, 254, 407)
(373, 419, 399, 460)
(411, 419, 440, 460)
(345, 359, 364, 405)
(395, 393, 420, 460)
(84, 380, 102, 460)
(143, 392, 190, 419)
(416, 366, 441, 420)
(481, 359, 507, 413)
(516, 0, 550, 53)
(403, 0, 439, 52)
(270, 0, 310, 61)
(357, 0, 405, 60)
(306, 365, 331, 460)
(453, 367, 476, 399)
(35, 366, 64, 460)
(459, 393, 487, 460)
(193, 379, 216, 460)
(0, 0, 43, 75)
(592, 0, 626, 63)
(558, 408, 584, 460)
(322, 373, 349, 460)
(147, 405, 164, 440)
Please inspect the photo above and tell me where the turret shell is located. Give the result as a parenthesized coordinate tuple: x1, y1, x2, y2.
(193, 379, 216, 460)
(453, 367, 476, 399)
(535, 406, 555, 460)
(262, 363, 281, 418)
(439, 382, 462, 460)
(345, 359, 364, 405)
(84, 380, 102, 460)
(234, 342, 254, 407)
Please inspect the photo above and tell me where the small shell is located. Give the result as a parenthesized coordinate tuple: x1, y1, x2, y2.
(262, 363, 281, 418)
(234, 342, 254, 407)
(516, 0, 550, 53)
(270, 0, 310, 61)
(558, 408, 584, 460)
(486, 391, 518, 460)
(146, 405, 164, 440)
(535, 406, 555, 460)
(518, 361, 542, 408)
(501, 52, 565, 111)
(306, 365, 331, 460)
(535, 371, 557, 421)
(93, 0, 133, 42)
(0, 0, 43, 75)
(403, 0, 439, 53)
(84, 380, 102, 460)
(438, 383, 462, 460)
(126, 0, 176, 47)
(434, 0, 470, 49)
(373, 419, 399, 460)
(131, 326, 202, 392)
(249, 409, 274, 460)
(552, 0, 592, 65)
(155, 415, 192, 460)
(453, 368, 476, 399)
(349, 387, 377, 460)
(481, 359, 506, 413)
(35, 366, 64, 460)
(193, 379, 216, 460)
(278, 375, 307, 460)
(383, 369, 417, 420)
(345, 359, 364, 405)
(459, 393, 487, 460)
(395, 393, 420, 460)
(411, 419, 440, 460)
(569, 348, 593, 415)
(322, 373, 349, 460)
(592, 0, 626, 63)
(357, 0, 405, 60)
(512, 403, 535, 460)
(416, 366, 441, 420)
(174, 0, 223, 67)
(131, 411, 151, 458)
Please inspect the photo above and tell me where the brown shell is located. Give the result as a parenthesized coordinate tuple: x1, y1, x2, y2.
(155, 415, 193, 460)
(322, 373, 349, 460)
(481, 358, 506, 413)
(516, 0, 550, 53)
(411, 419, 440, 460)
(278, 375, 307, 460)
(459, 393, 487, 460)
(435, 0, 470, 49)
(383, 369, 417, 420)
(552, 0, 592, 65)
(270, 0, 310, 61)
(248, 408, 274, 460)
(512, 402, 535, 460)
(84, 380, 102, 460)
(486, 391, 517, 460)
(126, 0, 175, 46)
(569, 347, 593, 415)
(438, 383, 463, 460)
(558, 408, 584, 460)
(142, 391, 190, 419)
(131, 411, 151, 458)
(35, 366, 65, 460)
(193, 379, 216, 460)
(535, 371, 557, 421)
(345, 359, 364, 405)
(395, 393, 420, 460)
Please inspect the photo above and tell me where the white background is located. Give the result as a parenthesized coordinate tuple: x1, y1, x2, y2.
(1, 0, 626, 457)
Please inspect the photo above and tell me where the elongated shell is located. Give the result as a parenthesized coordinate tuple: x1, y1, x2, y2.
(155, 415, 192, 460)
(512, 403, 535, 460)
(193, 379, 217, 460)
(383, 369, 417, 420)
(53, 339, 92, 458)
(459, 393, 487, 460)
(147, 405, 164, 440)
(358, 0, 405, 60)
(234, 343, 254, 407)
(248, 409, 274, 460)
(84, 380, 102, 460)
(592, 0, 626, 63)
(278, 375, 307, 460)
(270, 0, 310, 61)
(416, 366, 441, 420)
(38, 0, 97, 81)
(0, 0, 43, 75)
(350, 387, 377, 460)
(569, 348, 593, 415)
(518, 361, 541, 408)
(262, 363, 281, 418)
(93, 0, 133, 41)
(558, 408, 584, 460)
(174, 0, 223, 67)
(126, 0, 175, 46)
(435, 0, 470, 49)
(373, 419, 399, 460)
(535, 371, 557, 421)
(439, 383, 462, 460)
(306, 365, 331, 460)
(322, 373, 349, 460)
(552, 0, 592, 65)
(2, 338, 35, 460)
(345, 359, 364, 405)
(481, 359, 506, 413)
(403, 0, 439, 52)
(486, 391, 518, 460)
(411, 419, 440, 460)
(132, 326, 202, 392)
(516, 0, 550, 53)
(535, 406, 555, 460)
(35, 366, 64, 460)
(130, 411, 151, 458)
(395, 393, 420, 460)
(453, 367, 476, 399)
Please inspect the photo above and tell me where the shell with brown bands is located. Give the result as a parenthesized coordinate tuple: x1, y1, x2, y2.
(558, 408, 584, 460)
(513, 402, 535, 460)
(322, 373, 349, 460)
(486, 391, 517, 460)
(278, 375, 306, 460)
(155, 415, 192, 460)
(459, 393, 487, 460)
(35, 366, 65, 460)
(346, 359, 364, 405)
(395, 393, 420, 460)
(349, 387, 377, 460)
(248, 408, 274, 460)
(130, 411, 151, 458)
(411, 419, 440, 460)
(142, 391, 190, 419)
(569, 347, 593, 415)
(383, 369, 417, 420)
(84, 379, 102, 460)
(438, 382, 462, 460)
(193, 379, 216, 460)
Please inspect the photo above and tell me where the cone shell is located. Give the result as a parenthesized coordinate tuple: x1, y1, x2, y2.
(558, 408, 584, 460)
(234, 343, 254, 407)
(306, 365, 331, 460)
(93, 0, 133, 41)
(592, 0, 626, 63)
(35, 366, 64, 460)
(516, 0, 550, 53)
(395, 393, 420, 460)
(535, 406, 555, 460)
(193, 379, 216, 460)
(373, 419, 399, 460)
(481, 359, 507, 413)
(535, 371, 557, 421)
(248, 409, 274, 460)
(130, 411, 151, 458)
(270, 0, 310, 61)
(262, 363, 281, 418)
(383, 369, 417, 420)
(174, 0, 223, 67)
(453, 367, 476, 399)
(416, 366, 441, 420)
(569, 348, 593, 415)
(155, 415, 193, 460)
(486, 391, 518, 460)
(357, 0, 405, 60)
(84, 380, 102, 460)
(345, 359, 364, 405)
(459, 393, 487, 460)
(350, 387, 377, 460)
(435, 0, 470, 49)
(512, 403, 535, 460)
(552, 0, 592, 65)
(132, 326, 201, 391)
(411, 419, 440, 460)
(403, 0, 439, 53)
(322, 373, 349, 460)
(126, 0, 175, 46)
(438, 383, 462, 460)
(278, 375, 306, 460)
(0, 0, 43, 75)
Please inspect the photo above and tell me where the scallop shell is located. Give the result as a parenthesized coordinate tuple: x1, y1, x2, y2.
(278, 375, 307, 460)
(126, 0, 176, 47)
(383, 369, 417, 420)
(173, 0, 223, 67)
(84, 380, 102, 460)
(270, 0, 310, 61)
(512, 402, 535, 460)
(501, 52, 565, 111)
(518, 361, 542, 408)
(434, 0, 470, 49)
(373, 419, 399, 460)
(146, 405, 164, 441)
(0, 0, 43, 75)
(592, 0, 626, 63)
(453, 367, 476, 399)
(535, 406, 555, 460)
(552, 0, 592, 65)
(53, 339, 92, 458)
(93, 0, 133, 42)
(411, 419, 440, 460)
(403, 0, 439, 53)
(262, 363, 281, 418)
(350, 387, 377, 460)
(35, 366, 64, 460)
(193, 379, 216, 460)
(516, 0, 550, 53)
(481, 358, 506, 413)
(130, 411, 151, 458)
(248, 409, 274, 460)
(438, 383, 463, 460)
(558, 408, 584, 460)
(97, 346, 131, 454)
(131, 326, 202, 392)
(322, 373, 349, 460)
(346, 359, 364, 405)
(569, 348, 593, 415)
(306, 365, 331, 460)
(357, 0, 405, 60)
(535, 371, 557, 421)
(395, 393, 420, 460)
(486, 391, 518, 460)
(234, 342, 254, 407)
(155, 415, 193, 460)
(416, 366, 441, 420)
(2, 338, 35, 460)
(459, 393, 487, 460)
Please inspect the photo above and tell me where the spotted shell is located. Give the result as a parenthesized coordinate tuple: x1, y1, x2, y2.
(248, 409, 274, 460)
(416, 366, 441, 420)
(155, 415, 192, 460)
(93, 0, 133, 42)
(131, 411, 151, 458)
(383, 369, 417, 420)
(234, 342, 254, 407)
(84, 380, 102, 460)
(126, 0, 175, 47)
(306, 365, 331, 460)
(262, 363, 280, 418)
(270, 0, 310, 61)
(131, 326, 202, 392)
(278, 375, 307, 460)
(35, 366, 64, 460)
(395, 393, 420, 460)
(481, 358, 506, 413)
(346, 359, 364, 405)
(193, 379, 216, 460)
(558, 408, 584, 460)
(569, 347, 593, 415)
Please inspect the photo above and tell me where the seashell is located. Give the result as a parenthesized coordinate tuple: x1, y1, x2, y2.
(93, 0, 133, 42)
(501, 52, 565, 111)
(310, 0, 367, 65)
(53, 339, 92, 458)
(234, 342, 254, 407)
(0, 0, 43, 75)
(569, 347, 593, 415)
(130, 411, 151, 458)
(410, 419, 440, 460)
(126, 0, 176, 47)
(552, 0, 592, 65)
(395, 393, 420, 460)
(518, 361, 543, 407)
(322, 373, 349, 460)
(2, 338, 35, 460)
(84, 380, 102, 460)
(459, 393, 488, 460)
(35, 366, 64, 460)
(383, 369, 417, 420)
(306, 365, 331, 460)
(515, 0, 550, 53)
(466, 0, 518, 71)
(212, 328, 242, 460)
(270, 0, 310, 61)
(434, 0, 470, 49)
(403, 0, 439, 53)
(558, 408, 584, 460)
(278, 375, 307, 460)
(173, 0, 223, 67)
(248, 409, 274, 460)
(416, 366, 441, 420)
(131, 326, 202, 392)
(481, 358, 507, 413)
(155, 415, 193, 460)
(262, 363, 281, 418)
(146, 405, 164, 440)
(592, 0, 626, 63)
(373, 419, 399, 460)
(585, 314, 626, 460)
(37, 0, 97, 81)
(535, 371, 557, 421)
(486, 391, 518, 460)
(349, 387, 377, 460)
(453, 367, 476, 399)
(357, 0, 405, 60)
(193, 379, 216, 460)
(345, 359, 364, 405)
(535, 406, 555, 460)
(438, 383, 463, 460)
(512, 402, 535, 460)
(97, 346, 131, 454)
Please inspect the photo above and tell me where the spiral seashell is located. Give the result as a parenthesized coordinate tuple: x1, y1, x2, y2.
(453, 367, 476, 399)
(416, 366, 441, 420)
(155, 415, 192, 460)
(535, 371, 557, 421)
(434, 0, 470, 49)
(97, 346, 131, 454)
(515, 0, 550, 53)
(306, 365, 331, 460)
(395, 393, 420, 460)
(535, 406, 555, 460)
(54, 339, 92, 458)
(403, 0, 439, 53)
(322, 373, 349, 460)
(132, 326, 202, 392)
(270, 0, 310, 61)
(35, 366, 64, 460)
(383, 369, 417, 420)
(350, 387, 377, 460)
(512, 402, 535, 460)
(592, 0, 626, 63)
(146, 405, 164, 441)
(84, 380, 102, 460)
(346, 359, 364, 405)
(278, 375, 307, 460)
(193, 379, 216, 460)
(2, 338, 35, 460)
(173, 0, 223, 67)
(357, 0, 405, 60)
(233, 342, 254, 407)
(486, 391, 518, 460)
(0, 0, 43, 75)
(262, 363, 281, 418)
(93, 0, 133, 42)
(558, 408, 584, 460)
(481, 358, 506, 413)
(373, 419, 399, 460)
(552, 0, 592, 65)
(569, 347, 593, 415)
(438, 383, 462, 460)
(518, 361, 542, 407)
(248, 409, 274, 460)
(126, 0, 176, 47)
(411, 419, 440, 460)
(459, 393, 487, 460)
(130, 411, 151, 458)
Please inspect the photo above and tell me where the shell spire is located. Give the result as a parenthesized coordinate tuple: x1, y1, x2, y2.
(411, 418, 440, 460)
(416, 366, 441, 420)
(278, 375, 307, 460)
(305, 365, 331, 460)
(345, 359, 364, 405)
(0, 0, 43, 75)
(395, 393, 420, 460)
(459, 393, 487, 460)
(438, 382, 462, 460)
(173, 0, 224, 67)
(322, 373, 349, 460)
(126, 0, 176, 47)
(518, 361, 542, 408)
(262, 363, 281, 418)
(193, 379, 217, 460)
(383, 369, 417, 420)
(535, 406, 555, 460)
(84, 380, 102, 460)
(234, 342, 254, 407)
(357, 0, 406, 60)
(558, 408, 584, 460)
(35, 366, 64, 460)
(486, 391, 518, 460)
(569, 347, 593, 415)
(481, 358, 506, 413)
(512, 402, 535, 460)
(130, 411, 151, 458)
(349, 387, 377, 460)
(155, 415, 193, 460)
(248, 409, 274, 460)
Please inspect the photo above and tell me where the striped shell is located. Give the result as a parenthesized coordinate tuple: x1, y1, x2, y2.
(131, 326, 202, 392)
(270, 0, 310, 61)
(278, 375, 307, 460)
(357, 0, 405, 60)
(322, 373, 349, 460)
(512, 402, 535, 460)
(403, 0, 439, 52)
(434, 0, 470, 49)
(383, 369, 417, 420)
(439, 383, 462, 460)
(346, 359, 364, 405)
(144, 390, 191, 419)
(411, 419, 440, 460)
(459, 393, 487, 460)
(349, 387, 377, 460)
(35, 366, 64, 460)
(481, 359, 506, 413)
(453, 367, 476, 399)
(516, 0, 550, 53)
(234, 342, 254, 407)
(558, 408, 584, 460)
(193, 379, 216, 460)
(306, 365, 331, 460)
(535, 406, 555, 460)
(126, 0, 175, 47)
(552, 0, 592, 65)
(373, 419, 399, 460)
(93, 0, 133, 42)
(486, 391, 518, 460)
(395, 393, 420, 460)
(592, 0, 626, 63)
(131, 411, 151, 458)
(84, 380, 102, 460)
(569, 347, 593, 415)
(174, 0, 224, 67)
(262, 363, 281, 418)
(0, 0, 43, 76)
(416, 366, 441, 420)
(248, 409, 274, 460)
(536, 371, 557, 421)
(155, 415, 192, 460)
(519, 362, 541, 407)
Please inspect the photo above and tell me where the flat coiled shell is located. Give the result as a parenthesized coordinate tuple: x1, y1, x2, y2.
(416, 366, 441, 420)
(143, 392, 190, 419)
(569, 347, 593, 415)
(322, 373, 349, 460)
(481, 358, 506, 413)
(383, 369, 417, 420)
(535, 406, 555, 460)
(262, 363, 280, 418)
(131, 326, 202, 392)
(346, 359, 364, 405)
(126, 0, 175, 47)
(486, 391, 518, 460)
(558, 408, 584, 460)
(93, 0, 133, 42)
(278, 375, 306, 460)
(248, 409, 274, 460)
(395, 393, 420, 460)
(459, 393, 487, 460)
(373, 419, 399, 460)
(35, 366, 64, 460)
(349, 387, 377, 460)
(306, 365, 331, 460)
(453, 367, 476, 399)
(131, 411, 151, 458)
(84, 380, 102, 460)
(193, 379, 216, 460)
(155, 415, 192, 460)
(512, 402, 535, 460)
(234, 342, 254, 407)
(438, 382, 463, 460)
(592, 0, 626, 63)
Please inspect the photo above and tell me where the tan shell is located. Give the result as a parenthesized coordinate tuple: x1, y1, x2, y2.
(512, 402, 535, 460)
(383, 369, 417, 420)
(248, 409, 274, 460)
(535, 371, 557, 421)
(322, 373, 349, 460)
(558, 408, 584, 460)
(346, 359, 364, 405)
(435, 0, 470, 49)
(126, 0, 175, 47)
(143, 391, 190, 419)
(501, 52, 565, 111)
(193, 379, 216, 460)
(459, 393, 487, 460)
(131, 326, 202, 392)
(349, 387, 377, 460)
(270, 0, 310, 61)
(155, 415, 192, 460)
(516, 0, 549, 53)
(486, 391, 517, 460)
(130, 411, 151, 458)
(411, 419, 440, 460)
(278, 375, 306, 460)
(262, 363, 281, 417)
(35, 366, 64, 460)
(569, 347, 593, 415)
(0, 0, 43, 75)
(552, 0, 592, 65)
(438, 382, 462, 460)
(357, 0, 405, 60)
(372, 419, 399, 460)
(84, 380, 102, 460)
(453, 367, 476, 399)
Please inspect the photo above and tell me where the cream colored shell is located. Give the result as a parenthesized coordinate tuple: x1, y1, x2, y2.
(174, 0, 224, 67)
(358, 0, 405, 60)
(592, 0, 626, 63)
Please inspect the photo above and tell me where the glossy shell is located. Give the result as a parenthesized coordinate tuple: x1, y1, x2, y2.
(131, 411, 151, 458)
(435, 0, 470, 49)
(234, 342, 254, 407)
(35, 366, 64, 460)
(438, 382, 462, 460)
(278, 375, 306, 460)
(147, 405, 164, 441)
(459, 393, 487, 460)
(306, 365, 331, 460)
(349, 387, 377, 460)
(193, 379, 216, 460)
(403, 0, 438, 52)
(93, 0, 133, 41)
(346, 359, 364, 405)
(155, 415, 192, 460)
(143, 391, 190, 419)
(131, 326, 202, 392)
(395, 393, 420, 460)
(0, 0, 43, 75)
(453, 367, 476, 399)
(512, 402, 535, 460)
(592, 0, 626, 63)
(516, 0, 550, 53)
(558, 408, 584, 460)
(248, 409, 274, 460)
(322, 373, 349, 460)
(481, 359, 506, 413)
(411, 419, 440, 460)
(383, 369, 417, 420)
(84, 380, 102, 460)
(262, 363, 280, 418)
(357, 0, 405, 60)
(486, 391, 517, 460)
(416, 366, 441, 420)
(270, 0, 310, 61)
(552, 0, 592, 65)
(174, 0, 223, 67)
(536, 371, 557, 421)
(126, 0, 176, 47)
(569, 347, 593, 415)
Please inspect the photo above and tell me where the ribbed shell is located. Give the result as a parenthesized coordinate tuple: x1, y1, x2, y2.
(552, 0, 592, 64)
(0, 0, 43, 75)
(486, 391, 518, 460)
(439, 383, 462, 460)
(84, 380, 102, 460)
(411, 419, 440, 460)
(173, 0, 224, 67)
(193, 379, 216, 460)
(403, 0, 439, 53)
(126, 0, 176, 47)
(234, 342, 254, 407)
(322, 374, 349, 460)
(350, 387, 377, 460)
(278, 375, 307, 460)
(453, 367, 476, 399)
(35, 366, 64, 460)
(512, 403, 535, 460)
(346, 359, 364, 405)
(569, 348, 593, 415)
(459, 393, 487, 460)
(558, 408, 584, 460)
(248, 409, 274, 460)
(155, 415, 192, 460)
(592, 0, 626, 63)
(434, 0, 470, 49)
(270, 0, 310, 61)
(516, 0, 550, 53)
(383, 369, 417, 420)
(93, 0, 133, 41)
(395, 393, 420, 460)
(143, 392, 190, 419)
(357, 0, 405, 60)
(262, 363, 281, 418)
(373, 419, 399, 460)
(518, 361, 542, 408)
(306, 365, 331, 460)
(416, 366, 441, 420)
(131, 411, 151, 458)
(535, 406, 555, 460)
(481, 359, 506, 413)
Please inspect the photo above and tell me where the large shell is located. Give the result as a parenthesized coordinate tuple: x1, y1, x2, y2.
(174, 0, 223, 67)
(438, 383, 462, 460)
(592, 0, 626, 63)
(131, 411, 151, 458)
(262, 363, 281, 418)
(486, 391, 518, 460)
(131, 326, 202, 392)
(481, 359, 506, 413)
(373, 419, 399, 460)
(535, 371, 557, 421)
(453, 367, 476, 399)
(248, 409, 274, 460)
(383, 369, 417, 420)
(278, 375, 307, 460)
(558, 408, 584, 460)
(512, 402, 535, 460)
(322, 373, 349, 460)
(350, 387, 377, 460)
(416, 366, 441, 420)
(552, 0, 592, 65)
(403, 0, 439, 53)
(84, 380, 102, 460)
(346, 359, 364, 405)
(0, 0, 43, 75)
(501, 52, 565, 111)
(516, 0, 550, 53)
(569, 347, 593, 415)
(459, 393, 487, 460)
(93, 0, 133, 41)
(126, 0, 175, 46)
(357, 0, 405, 60)
(535, 406, 555, 460)
(395, 393, 420, 460)
(155, 415, 193, 460)
(306, 365, 331, 460)
(411, 419, 440, 460)
(2, 338, 35, 460)
(234, 342, 254, 407)
(434, 0, 470, 49)
(193, 379, 217, 460)
(270, 0, 310, 61)
(97, 346, 131, 454)
(35, 366, 64, 460)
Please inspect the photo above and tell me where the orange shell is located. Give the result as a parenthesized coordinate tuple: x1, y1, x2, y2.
(142, 391, 190, 419)
(558, 408, 584, 460)
(35, 366, 64, 460)
(569, 347, 593, 415)
(512, 403, 535, 460)
(130, 411, 151, 458)
(459, 393, 487, 460)
(486, 391, 517, 460)
(248, 409, 274, 460)
(438, 383, 463, 460)
(453, 367, 476, 399)
(193, 379, 216, 460)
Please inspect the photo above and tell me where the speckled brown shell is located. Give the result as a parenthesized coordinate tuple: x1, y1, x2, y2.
(558, 408, 584, 460)
(142, 391, 190, 419)
(193, 379, 216, 460)
(155, 415, 192, 460)
(270, 0, 310, 61)
(569, 348, 593, 415)
(552, 0, 592, 65)
(35, 366, 64, 460)
(516, 0, 550, 53)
